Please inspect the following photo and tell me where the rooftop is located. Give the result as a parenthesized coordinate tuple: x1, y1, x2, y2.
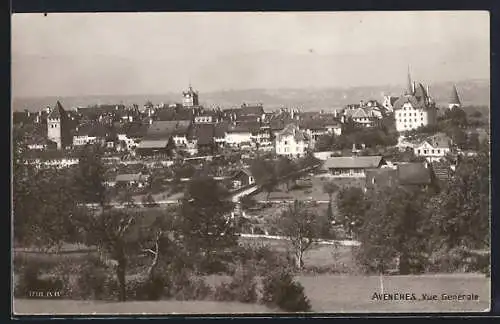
(323, 155, 384, 169)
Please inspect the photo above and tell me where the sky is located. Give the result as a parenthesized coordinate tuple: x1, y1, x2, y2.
(11, 11, 490, 98)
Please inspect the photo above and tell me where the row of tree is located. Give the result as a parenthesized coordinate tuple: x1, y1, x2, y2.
(315, 120, 399, 152)
(334, 145, 490, 274)
(249, 154, 321, 200)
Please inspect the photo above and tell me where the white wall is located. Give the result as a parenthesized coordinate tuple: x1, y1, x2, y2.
(395, 102, 437, 132)
(275, 134, 308, 158)
(225, 132, 252, 146)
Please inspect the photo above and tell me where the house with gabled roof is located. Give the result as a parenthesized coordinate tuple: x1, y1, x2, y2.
(365, 161, 435, 192)
(275, 123, 312, 158)
(322, 155, 385, 177)
(231, 168, 255, 190)
(225, 122, 258, 148)
(413, 133, 451, 163)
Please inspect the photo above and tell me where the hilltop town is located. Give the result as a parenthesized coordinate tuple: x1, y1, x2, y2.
(13, 69, 490, 312)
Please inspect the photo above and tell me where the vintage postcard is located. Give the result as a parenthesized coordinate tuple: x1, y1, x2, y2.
(11, 11, 490, 315)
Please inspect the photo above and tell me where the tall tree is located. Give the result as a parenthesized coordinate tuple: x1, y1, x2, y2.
(427, 151, 490, 251)
(275, 156, 297, 191)
(74, 208, 138, 301)
(277, 200, 319, 269)
(357, 186, 429, 274)
(175, 176, 236, 265)
(323, 182, 339, 202)
(337, 186, 367, 237)
(250, 158, 278, 200)
(13, 126, 35, 245)
(74, 144, 107, 206)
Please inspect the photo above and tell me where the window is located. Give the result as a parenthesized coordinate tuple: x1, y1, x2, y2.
(284, 140, 288, 145)
(424, 150, 428, 154)
(431, 150, 434, 154)
(421, 118, 423, 121)
(417, 149, 421, 154)
(403, 113, 406, 117)
(437, 150, 441, 154)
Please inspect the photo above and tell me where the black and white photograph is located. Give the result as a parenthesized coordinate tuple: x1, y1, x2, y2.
(11, 11, 491, 315)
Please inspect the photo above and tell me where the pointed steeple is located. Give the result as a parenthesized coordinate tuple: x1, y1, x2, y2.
(405, 65, 413, 95)
(449, 84, 461, 105)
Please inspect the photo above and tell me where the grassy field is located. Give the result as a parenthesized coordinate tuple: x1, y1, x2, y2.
(14, 274, 489, 314)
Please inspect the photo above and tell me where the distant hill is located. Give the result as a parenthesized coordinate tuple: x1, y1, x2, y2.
(12, 79, 489, 113)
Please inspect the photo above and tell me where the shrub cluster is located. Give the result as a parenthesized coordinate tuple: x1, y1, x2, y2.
(261, 269, 311, 312)
(214, 267, 257, 303)
(14, 265, 65, 299)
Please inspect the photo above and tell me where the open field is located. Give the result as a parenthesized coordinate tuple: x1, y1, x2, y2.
(14, 274, 490, 314)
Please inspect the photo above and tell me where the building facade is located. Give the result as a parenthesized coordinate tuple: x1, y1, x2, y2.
(393, 70, 438, 132)
(275, 123, 311, 158)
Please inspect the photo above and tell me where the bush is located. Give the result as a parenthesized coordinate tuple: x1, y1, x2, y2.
(261, 269, 311, 312)
(427, 247, 469, 273)
(75, 261, 119, 300)
(14, 264, 65, 299)
(126, 275, 165, 301)
(214, 266, 257, 303)
(164, 268, 212, 301)
(232, 244, 292, 276)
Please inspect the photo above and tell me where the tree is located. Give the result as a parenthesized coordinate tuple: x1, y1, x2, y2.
(466, 131, 480, 151)
(323, 182, 339, 202)
(275, 156, 297, 191)
(13, 126, 37, 245)
(117, 190, 137, 208)
(337, 187, 367, 237)
(357, 186, 429, 274)
(74, 144, 107, 206)
(444, 107, 468, 129)
(427, 151, 490, 251)
(13, 127, 79, 249)
(142, 193, 159, 207)
(250, 158, 278, 200)
(277, 200, 318, 269)
(175, 176, 237, 268)
(74, 208, 138, 301)
(315, 134, 336, 151)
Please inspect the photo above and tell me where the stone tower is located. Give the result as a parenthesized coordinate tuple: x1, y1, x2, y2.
(448, 84, 461, 109)
(47, 101, 69, 150)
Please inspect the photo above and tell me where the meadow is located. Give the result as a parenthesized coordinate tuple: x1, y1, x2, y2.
(14, 274, 489, 314)
(13, 237, 490, 314)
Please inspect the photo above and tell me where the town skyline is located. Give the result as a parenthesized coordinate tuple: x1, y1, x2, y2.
(12, 11, 489, 98)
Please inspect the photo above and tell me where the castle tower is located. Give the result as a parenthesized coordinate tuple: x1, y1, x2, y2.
(182, 84, 199, 108)
(47, 101, 68, 150)
(448, 84, 461, 109)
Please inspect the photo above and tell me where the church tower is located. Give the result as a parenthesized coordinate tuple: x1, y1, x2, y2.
(448, 84, 461, 109)
(47, 101, 69, 150)
(182, 84, 199, 108)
